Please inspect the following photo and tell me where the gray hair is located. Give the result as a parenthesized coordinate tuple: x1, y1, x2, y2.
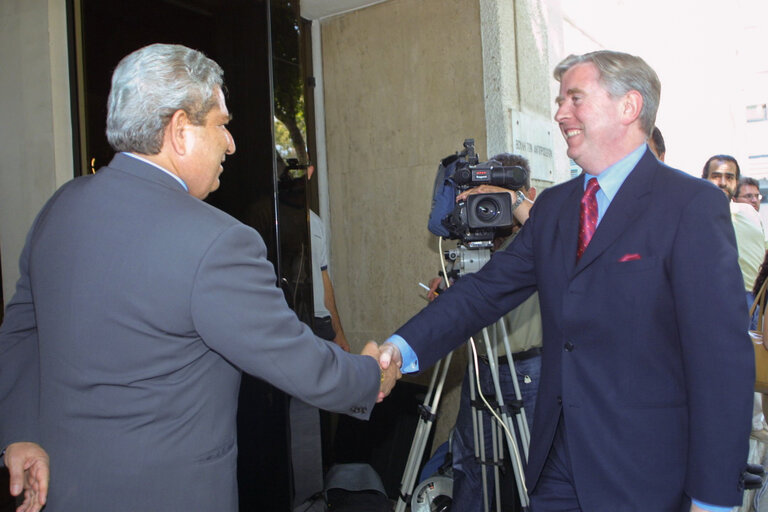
(106, 43, 224, 154)
(553, 50, 660, 136)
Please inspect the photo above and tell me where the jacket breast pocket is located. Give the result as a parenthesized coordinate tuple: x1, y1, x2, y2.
(600, 255, 668, 309)
(605, 255, 659, 274)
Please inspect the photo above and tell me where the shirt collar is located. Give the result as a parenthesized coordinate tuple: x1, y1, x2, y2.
(583, 143, 647, 201)
(122, 152, 189, 192)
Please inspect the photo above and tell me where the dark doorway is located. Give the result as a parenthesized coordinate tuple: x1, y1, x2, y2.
(68, 0, 315, 509)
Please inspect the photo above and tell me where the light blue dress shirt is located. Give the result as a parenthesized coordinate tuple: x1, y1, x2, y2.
(583, 142, 645, 224)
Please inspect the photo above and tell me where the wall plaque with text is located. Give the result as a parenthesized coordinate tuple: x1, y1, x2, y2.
(509, 110, 559, 183)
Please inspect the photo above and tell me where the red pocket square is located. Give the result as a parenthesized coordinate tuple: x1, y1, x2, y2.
(618, 253, 642, 262)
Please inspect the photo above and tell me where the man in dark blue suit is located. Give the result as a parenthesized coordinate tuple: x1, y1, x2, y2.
(380, 50, 753, 511)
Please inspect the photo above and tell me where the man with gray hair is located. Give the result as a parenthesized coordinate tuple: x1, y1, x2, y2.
(379, 50, 752, 511)
(0, 43, 398, 511)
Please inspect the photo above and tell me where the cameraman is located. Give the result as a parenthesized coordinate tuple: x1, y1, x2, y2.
(430, 153, 540, 512)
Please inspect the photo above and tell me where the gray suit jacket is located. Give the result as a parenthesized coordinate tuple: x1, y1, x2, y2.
(0, 153, 380, 511)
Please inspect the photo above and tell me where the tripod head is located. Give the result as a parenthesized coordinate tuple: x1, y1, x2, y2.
(441, 243, 492, 283)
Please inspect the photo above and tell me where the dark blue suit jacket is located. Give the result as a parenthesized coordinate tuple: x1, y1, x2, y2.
(397, 150, 753, 510)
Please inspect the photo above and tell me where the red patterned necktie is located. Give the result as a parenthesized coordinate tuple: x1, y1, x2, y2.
(577, 178, 600, 259)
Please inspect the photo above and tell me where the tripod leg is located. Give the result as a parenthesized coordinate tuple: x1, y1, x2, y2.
(481, 327, 530, 509)
(491, 418, 502, 512)
(498, 319, 532, 455)
(394, 352, 454, 512)
(467, 344, 491, 512)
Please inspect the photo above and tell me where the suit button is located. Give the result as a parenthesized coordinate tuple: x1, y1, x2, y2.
(564, 342, 574, 352)
(557, 396, 562, 405)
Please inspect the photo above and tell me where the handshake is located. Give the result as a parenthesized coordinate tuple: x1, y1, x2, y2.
(360, 341, 404, 403)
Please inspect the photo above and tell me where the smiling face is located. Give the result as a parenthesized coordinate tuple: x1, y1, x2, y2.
(554, 63, 630, 175)
(177, 87, 236, 199)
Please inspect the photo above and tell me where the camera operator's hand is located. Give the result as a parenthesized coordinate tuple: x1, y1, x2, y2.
(455, 184, 513, 202)
(456, 185, 534, 225)
(427, 276, 456, 301)
(427, 277, 444, 302)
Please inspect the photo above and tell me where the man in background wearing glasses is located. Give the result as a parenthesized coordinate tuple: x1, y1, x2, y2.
(734, 176, 764, 212)
(734, 176, 768, 246)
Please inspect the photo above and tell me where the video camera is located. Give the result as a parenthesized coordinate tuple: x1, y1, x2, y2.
(428, 139, 529, 244)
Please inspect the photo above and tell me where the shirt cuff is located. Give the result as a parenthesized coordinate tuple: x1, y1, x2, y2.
(385, 334, 419, 374)
(691, 499, 732, 512)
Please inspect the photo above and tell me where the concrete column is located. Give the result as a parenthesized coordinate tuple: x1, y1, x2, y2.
(0, 0, 72, 301)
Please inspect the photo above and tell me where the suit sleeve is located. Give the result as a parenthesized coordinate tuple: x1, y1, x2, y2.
(0, 226, 41, 449)
(395, 203, 540, 371)
(189, 224, 380, 419)
(671, 187, 753, 505)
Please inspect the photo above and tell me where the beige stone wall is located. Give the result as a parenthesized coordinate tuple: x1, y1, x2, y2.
(0, 0, 72, 302)
(480, 0, 570, 183)
(320, 0, 565, 457)
(321, 0, 487, 348)
(321, 0, 491, 451)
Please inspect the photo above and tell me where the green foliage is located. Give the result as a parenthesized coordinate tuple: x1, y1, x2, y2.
(272, 1, 308, 163)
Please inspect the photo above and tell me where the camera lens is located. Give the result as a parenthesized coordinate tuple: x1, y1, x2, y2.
(474, 197, 500, 222)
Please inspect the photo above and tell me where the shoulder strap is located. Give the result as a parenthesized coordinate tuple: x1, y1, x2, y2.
(750, 278, 768, 330)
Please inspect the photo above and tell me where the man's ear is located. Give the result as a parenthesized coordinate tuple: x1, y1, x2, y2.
(167, 109, 190, 155)
(527, 186, 537, 201)
(621, 90, 643, 125)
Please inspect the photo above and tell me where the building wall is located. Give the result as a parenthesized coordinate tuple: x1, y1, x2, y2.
(0, 0, 72, 302)
(321, 0, 486, 350)
(320, 0, 565, 453)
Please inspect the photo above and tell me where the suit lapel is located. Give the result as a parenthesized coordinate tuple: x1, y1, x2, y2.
(573, 151, 657, 275)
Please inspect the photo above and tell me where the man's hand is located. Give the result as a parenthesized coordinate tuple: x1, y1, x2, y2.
(427, 277, 443, 302)
(4, 442, 49, 512)
(361, 341, 402, 402)
(378, 341, 402, 372)
(455, 184, 513, 203)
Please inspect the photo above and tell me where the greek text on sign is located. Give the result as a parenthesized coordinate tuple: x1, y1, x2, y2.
(509, 110, 557, 182)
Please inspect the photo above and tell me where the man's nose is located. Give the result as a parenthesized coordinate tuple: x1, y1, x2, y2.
(554, 104, 567, 122)
(226, 130, 236, 155)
